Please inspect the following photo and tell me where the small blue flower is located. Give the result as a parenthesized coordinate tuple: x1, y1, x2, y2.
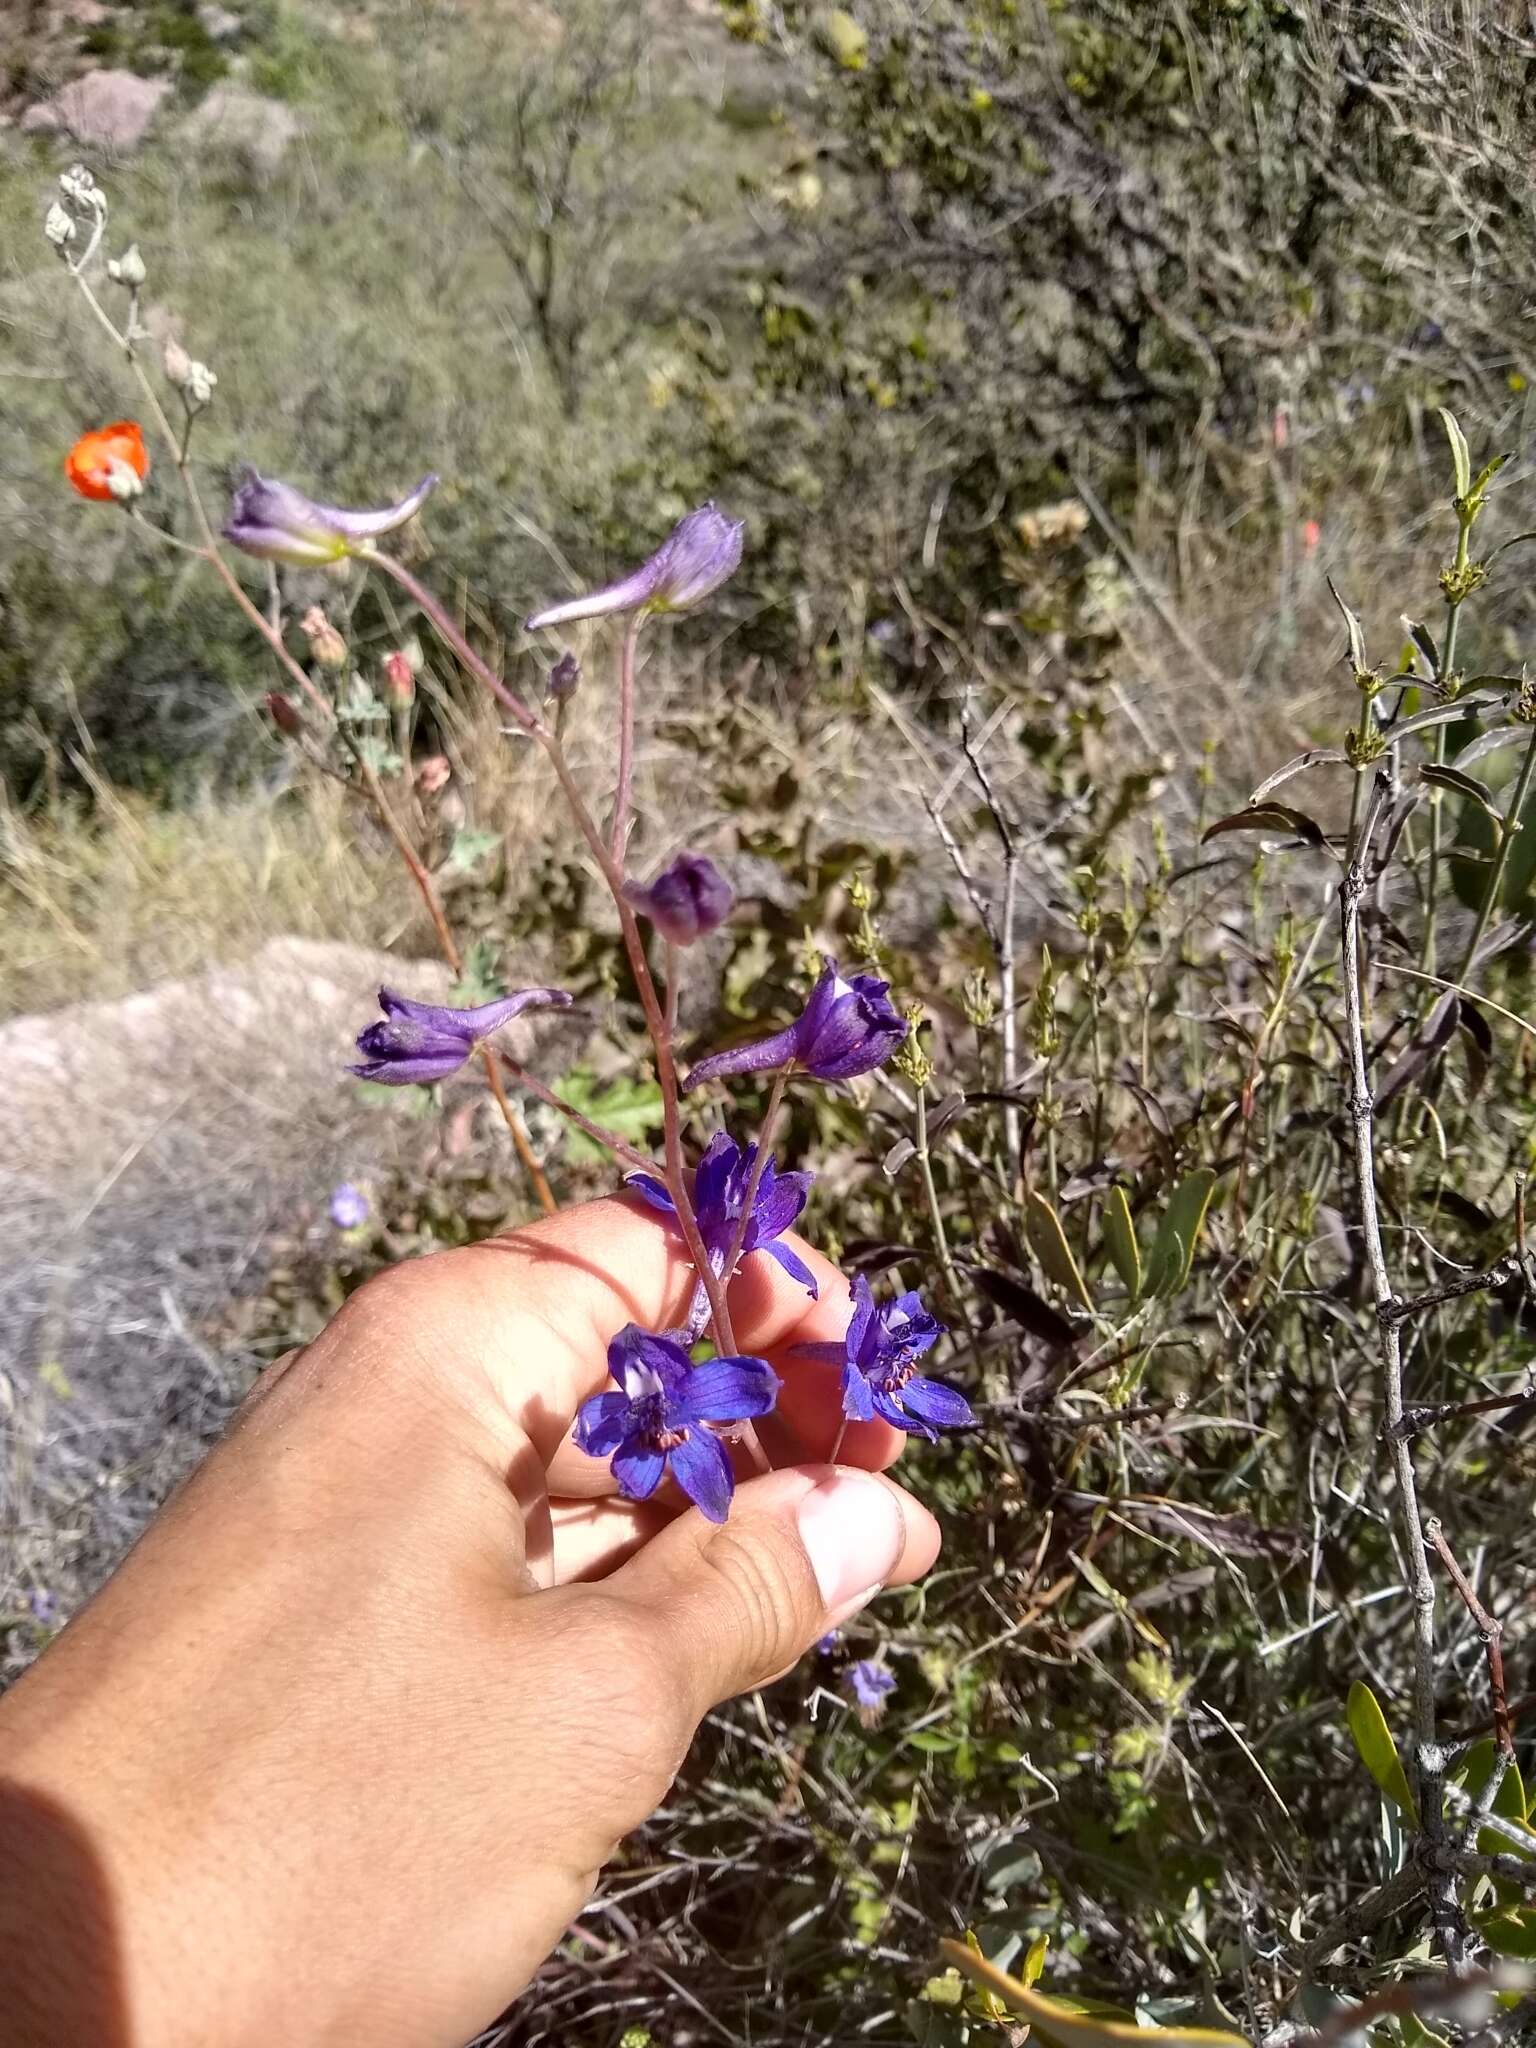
(626, 1131, 818, 1330)
(816, 1629, 843, 1656)
(525, 503, 744, 631)
(681, 957, 906, 1093)
(848, 1659, 896, 1715)
(27, 1588, 57, 1627)
(328, 1182, 370, 1229)
(350, 984, 571, 1086)
(796, 1276, 974, 1441)
(574, 1325, 780, 1524)
(224, 468, 438, 566)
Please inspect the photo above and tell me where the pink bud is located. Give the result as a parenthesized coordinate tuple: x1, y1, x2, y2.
(382, 650, 415, 702)
(416, 754, 451, 796)
(1302, 518, 1321, 553)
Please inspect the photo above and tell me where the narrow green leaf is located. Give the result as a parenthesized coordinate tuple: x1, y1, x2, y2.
(1346, 1680, 1418, 1821)
(1328, 579, 1369, 672)
(1101, 1185, 1142, 1300)
(1147, 1169, 1217, 1300)
(1025, 1190, 1093, 1309)
(1421, 762, 1502, 822)
(1438, 407, 1472, 498)
(940, 1942, 1250, 2048)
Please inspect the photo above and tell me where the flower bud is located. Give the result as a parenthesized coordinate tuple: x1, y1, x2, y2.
(623, 852, 735, 947)
(163, 339, 193, 387)
(44, 203, 77, 253)
(107, 243, 146, 288)
(265, 691, 304, 736)
(186, 360, 217, 410)
(416, 755, 452, 797)
(59, 165, 106, 214)
(382, 650, 415, 702)
(300, 605, 348, 670)
(547, 650, 581, 700)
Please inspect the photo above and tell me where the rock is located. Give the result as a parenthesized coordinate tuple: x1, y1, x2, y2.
(21, 70, 171, 151)
(183, 85, 299, 180)
(59, 0, 110, 25)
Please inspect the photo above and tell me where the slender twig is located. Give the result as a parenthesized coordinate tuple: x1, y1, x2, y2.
(496, 1053, 653, 1171)
(1426, 1519, 1514, 1758)
(1296, 1862, 1426, 1972)
(1339, 769, 1462, 1961)
(1456, 717, 1536, 986)
(1393, 1383, 1536, 1440)
(1384, 1257, 1520, 1326)
(960, 696, 1022, 1181)
(721, 1070, 789, 1287)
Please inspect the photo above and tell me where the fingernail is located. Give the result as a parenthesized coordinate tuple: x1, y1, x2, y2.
(796, 1470, 904, 1612)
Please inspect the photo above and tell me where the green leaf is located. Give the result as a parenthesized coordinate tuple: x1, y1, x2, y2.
(37, 1359, 73, 1402)
(1476, 1907, 1536, 1960)
(1146, 1169, 1217, 1300)
(1100, 1184, 1142, 1300)
(1328, 578, 1369, 673)
(445, 828, 502, 875)
(1025, 1189, 1093, 1309)
(449, 938, 503, 1008)
(1346, 1680, 1418, 1822)
(556, 1068, 664, 1165)
(939, 1942, 1250, 2048)
(1438, 407, 1472, 499)
(816, 7, 868, 68)
(1421, 762, 1502, 823)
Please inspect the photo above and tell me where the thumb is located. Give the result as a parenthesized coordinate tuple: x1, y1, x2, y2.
(607, 1466, 939, 1712)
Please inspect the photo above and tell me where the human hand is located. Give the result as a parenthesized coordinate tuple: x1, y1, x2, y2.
(0, 1196, 941, 2047)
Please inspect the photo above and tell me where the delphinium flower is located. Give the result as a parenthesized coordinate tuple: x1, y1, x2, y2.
(328, 1183, 370, 1230)
(27, 1589, 58, 1628)
(573, 1325, 780, 1524)
(626, 1130, 818, 1321)
(524, 503, 744, 631)
(847, 1658, 896, 1727)
(65, 421, 148, 502)
(682, 957, 907, 1093)
(797, 1275, 974, 1439)
(223, 468, 438, 566)
(350, 986, 571, 1086)
(547, 650, 581, 700)
(624, 852, 735, 948)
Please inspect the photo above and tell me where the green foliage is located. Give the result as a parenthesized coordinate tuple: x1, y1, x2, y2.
(1345, 1681, 1417, 1823)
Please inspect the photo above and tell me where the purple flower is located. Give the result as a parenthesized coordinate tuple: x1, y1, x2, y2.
(624, 853, 735, 947)
(796, 1276, 973, 1440)
(525, 504, 744, 631)
(849, 1658, 896, 1711)
(627, 1131, 818, 1328)
(573, 1325, 780, 1523)
(682, 958, 907, 1093)
(27, 1588, 58, 1627)
(328, 1182, 370, 1229)
(350, 984, 571, 1086)
(224, 468, 438, 566)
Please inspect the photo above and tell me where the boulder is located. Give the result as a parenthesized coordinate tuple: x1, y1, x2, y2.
(21, 70, 171, 151)
(183, 85, 299, 180)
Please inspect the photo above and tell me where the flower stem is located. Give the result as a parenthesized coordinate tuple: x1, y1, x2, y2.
(913, 1082, 959, 1299)
(367, 551, 544, 738)
(721, 1069, 789, 1284)
(611, 612, 641, 861)
(1421, 520, 1472, 981)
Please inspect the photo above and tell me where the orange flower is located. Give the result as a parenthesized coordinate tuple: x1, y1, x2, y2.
(65, 421, 149, 502)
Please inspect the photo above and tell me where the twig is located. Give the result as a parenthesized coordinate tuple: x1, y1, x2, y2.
(960, 693, 1022, 1181)
(1425, 1518, 1513, 1758)
(1338, 768, 1463, 1963)
(496, 1053, 653, 1172)
(1296, 1862, 1425, 1972)
(1383, 1257, 1520, 1326)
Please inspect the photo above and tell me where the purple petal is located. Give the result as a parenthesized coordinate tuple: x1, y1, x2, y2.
(681, 1023, 802, 1095)
(379, 985, 571, 1038)
(611, 1440, 667, 1501)
(667, 1428, 734, 1523)
(525, 562, 666, 633)
(763, 1239, 819, 1298)
(349, 1052, 466, 1086)
(573, 1391, 633, 1458)
(900, 1377, 976, 1430)
(674, 1355, 780, 1425)
(223, 469, 438, 565)
(845, 1275, 877, 1365)
(750, 1171, 811, 1245)
(872, 1387, 934, 1438)
(607, 1324, 692, 1398)
(624, 1172, 677, 1216)
(694, 1132, 742, 1222)
(841, 1363, 876, 1423)
(326, 473, 439, 545)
